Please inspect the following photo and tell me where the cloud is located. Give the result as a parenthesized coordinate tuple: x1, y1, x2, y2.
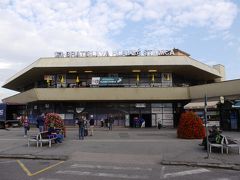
(118, 0, 238, 49)
(0, 0, 239, 99)
(172, 1, 238, 30)
(144, 0, 238, 43)
(0, 1, 237, 54)
(0, 58, 24, 70)
(0, 62, 11, 69)
(142, 0, 238, 30)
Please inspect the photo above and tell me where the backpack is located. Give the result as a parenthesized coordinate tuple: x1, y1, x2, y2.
(89, 119, 94, 126)
(23, 119, 30, 130)
(77, 119, 84, 127)
(23, 117, 29, 127)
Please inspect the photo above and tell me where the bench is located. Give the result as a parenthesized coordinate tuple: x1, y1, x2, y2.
(208, 135, 225, 154)
(39, 131, 57, 147)
(208, 135, 240, 154)
(28, 129, 64, 148)
(28, 134, 40, 147)
(223, 136, 240, 154)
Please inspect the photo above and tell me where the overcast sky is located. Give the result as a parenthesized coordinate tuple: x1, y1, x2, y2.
(0, 0, 240, 102)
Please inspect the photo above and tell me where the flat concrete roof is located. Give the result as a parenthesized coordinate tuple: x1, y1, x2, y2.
(2, 55, 223, 91)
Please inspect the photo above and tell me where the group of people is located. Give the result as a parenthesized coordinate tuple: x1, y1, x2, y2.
(133, 117, 145, 128)
(48, 121, 64, 143)
(19, 112, 44, 137)
(76, 114, 115, 140)
(20, 112, 117, 142)
(75, 115, 95, 140)
(20, 112, 64, 143)
(100, 115, 114, 130)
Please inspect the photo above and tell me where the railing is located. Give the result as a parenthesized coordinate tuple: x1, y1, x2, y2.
(40, 82, 191, 89)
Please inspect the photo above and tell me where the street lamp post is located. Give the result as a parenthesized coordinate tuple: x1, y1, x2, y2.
(219, 96, 224, 129)
(204, 94, 209, 158)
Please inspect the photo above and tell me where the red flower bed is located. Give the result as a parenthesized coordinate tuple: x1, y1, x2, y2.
(45, 113, 64, 129)
(45, 113, 66, 137)
(177, 111, 206, 139)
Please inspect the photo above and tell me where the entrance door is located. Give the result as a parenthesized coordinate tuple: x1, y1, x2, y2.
(142, 114, 152, 128)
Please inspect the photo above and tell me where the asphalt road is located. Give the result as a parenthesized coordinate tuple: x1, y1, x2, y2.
(1, 128, 240, 179)
(1, 159, 240, 180)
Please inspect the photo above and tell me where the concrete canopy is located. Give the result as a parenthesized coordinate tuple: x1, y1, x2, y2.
(3, 55, 222, 92)
(3, 87, 190, 104)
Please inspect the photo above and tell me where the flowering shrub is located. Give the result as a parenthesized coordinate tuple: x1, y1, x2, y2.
(177, 111, 206, 139)
(45, 113, 64, 129)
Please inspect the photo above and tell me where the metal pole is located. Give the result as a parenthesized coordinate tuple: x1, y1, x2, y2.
(204, 94, 209, 158)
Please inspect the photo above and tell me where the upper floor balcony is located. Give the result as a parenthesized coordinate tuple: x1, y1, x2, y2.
(23, 72, 202, 92)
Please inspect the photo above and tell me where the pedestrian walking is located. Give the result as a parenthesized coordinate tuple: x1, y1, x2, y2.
(36, 113, 45, 132)
(133, 117, 139, 128)
(100, 118, 104, 127)
(108, 114, 114, 131)
(157, 120, 162, 129)
(76, 117, 85, 140)
(21, 113, 29, 137)
(105, 117, 109, 130)
(89, 115, 94, 136)
(84, 118, 88, 136)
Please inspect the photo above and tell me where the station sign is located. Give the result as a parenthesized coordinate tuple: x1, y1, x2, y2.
(135, 103, 146, 108)
(54, 49, 175, 58)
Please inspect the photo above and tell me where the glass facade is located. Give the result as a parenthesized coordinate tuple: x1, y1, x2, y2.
(27, 101, 185, 128)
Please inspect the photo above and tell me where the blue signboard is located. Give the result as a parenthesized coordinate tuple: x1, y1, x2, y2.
(99, 77, 122, 84)
(92, 77, 122, 86)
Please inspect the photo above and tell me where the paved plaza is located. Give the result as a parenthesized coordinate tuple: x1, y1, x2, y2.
(0, 127, 240, 170)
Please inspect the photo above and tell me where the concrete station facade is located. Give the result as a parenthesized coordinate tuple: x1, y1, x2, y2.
(2, 49, 240, 129)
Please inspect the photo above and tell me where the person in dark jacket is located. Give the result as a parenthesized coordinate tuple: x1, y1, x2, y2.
(89, 115, 95, 136)
(36, 113, 45, 132)
(108, 114, 114, 131)
(76, 117, 85, 140)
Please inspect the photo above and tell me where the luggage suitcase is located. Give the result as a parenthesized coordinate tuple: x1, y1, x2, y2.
(84, 129, 88, 136)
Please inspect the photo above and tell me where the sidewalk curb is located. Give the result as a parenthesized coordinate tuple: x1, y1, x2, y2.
(0, 154, 68, 160)
(161, 160, 240, 171)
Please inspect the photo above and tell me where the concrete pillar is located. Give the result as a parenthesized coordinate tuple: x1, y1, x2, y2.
(213, 64, 225, 82)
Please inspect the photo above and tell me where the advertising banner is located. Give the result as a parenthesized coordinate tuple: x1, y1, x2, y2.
(92, 77, 122, 86)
